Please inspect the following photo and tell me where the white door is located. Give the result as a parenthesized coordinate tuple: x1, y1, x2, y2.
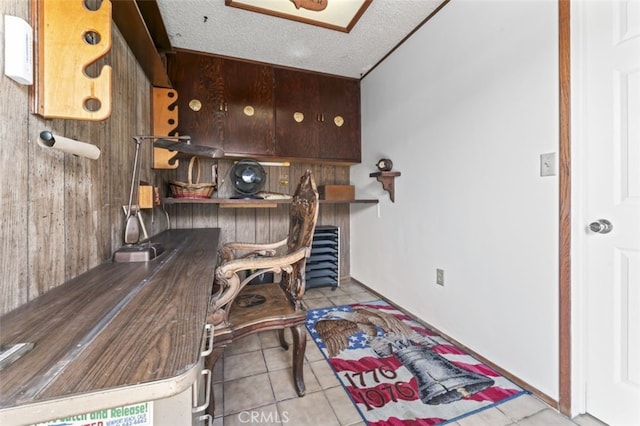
(576, 0, 640, 425)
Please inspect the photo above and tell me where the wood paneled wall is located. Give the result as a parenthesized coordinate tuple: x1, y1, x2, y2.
(0, 1, 353, 316)
(0, 2, 158, 315)
(157, 159, 352, 278)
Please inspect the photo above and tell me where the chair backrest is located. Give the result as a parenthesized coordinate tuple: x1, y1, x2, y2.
(287, 170, 319, 254)
(281, 170, 319, 301)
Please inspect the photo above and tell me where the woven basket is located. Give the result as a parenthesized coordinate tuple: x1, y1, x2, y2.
(169, 156, 216, 199)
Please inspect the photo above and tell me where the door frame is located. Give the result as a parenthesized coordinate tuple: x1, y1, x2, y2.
(558, 0, 571, 416)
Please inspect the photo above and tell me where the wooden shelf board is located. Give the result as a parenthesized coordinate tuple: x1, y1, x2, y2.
(369, 171, 401, 177)
(161, 198, 379, 206)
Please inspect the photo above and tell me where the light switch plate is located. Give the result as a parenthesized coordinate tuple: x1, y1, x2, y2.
(540, 152, 556, 177)
(3, 15, 33, 85)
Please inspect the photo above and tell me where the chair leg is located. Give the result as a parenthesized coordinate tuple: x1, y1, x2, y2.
(291, 324, 306, 397)
(278, 328, 289, 350)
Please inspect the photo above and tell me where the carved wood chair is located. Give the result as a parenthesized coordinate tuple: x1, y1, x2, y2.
(205, 170, 319, 414)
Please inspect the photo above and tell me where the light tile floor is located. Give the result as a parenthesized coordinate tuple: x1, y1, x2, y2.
(211, 279, 607, 426)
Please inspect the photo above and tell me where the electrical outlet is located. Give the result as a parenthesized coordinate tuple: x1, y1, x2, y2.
(436, 269, 444, 286)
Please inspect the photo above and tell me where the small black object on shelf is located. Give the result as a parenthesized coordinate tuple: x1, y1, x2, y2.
(229, 159, 267, 199)
(376, 158, 393, 171)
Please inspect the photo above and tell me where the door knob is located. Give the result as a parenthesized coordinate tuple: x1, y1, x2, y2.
(589, 219, 613, 234)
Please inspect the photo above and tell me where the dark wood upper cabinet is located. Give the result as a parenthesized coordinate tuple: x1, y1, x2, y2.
(220, 58, 275, 156)
(168, 50, 360, 163)
(168, 51, 223, 144)
(274, 69, 321, 159)
(318, 76, 361, 162)
(275, 68, 360, 163)
(168, 51, 275, 156)
(275, 69, 360, 163)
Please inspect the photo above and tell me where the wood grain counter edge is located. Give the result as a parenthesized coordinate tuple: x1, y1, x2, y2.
(0, 228, 220, 426)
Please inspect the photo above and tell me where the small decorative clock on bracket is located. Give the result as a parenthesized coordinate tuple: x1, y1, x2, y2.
(370, 158, 400, 202)
(375, 158, 393, 171)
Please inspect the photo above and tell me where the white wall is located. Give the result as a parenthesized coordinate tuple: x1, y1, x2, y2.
(351, 0, 559, 399)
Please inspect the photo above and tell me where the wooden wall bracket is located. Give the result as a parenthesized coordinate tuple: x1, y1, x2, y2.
(370, 171, 401, 202)
(151, 87, 180, 169)
(33, 0, 112, 121)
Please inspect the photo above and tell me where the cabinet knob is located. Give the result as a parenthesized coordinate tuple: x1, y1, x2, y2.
(293, 112, 304, 122)
(189, 99, 202, 112)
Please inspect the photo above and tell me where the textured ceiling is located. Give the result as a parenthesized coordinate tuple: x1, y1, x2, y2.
(155, 0, 448, 79)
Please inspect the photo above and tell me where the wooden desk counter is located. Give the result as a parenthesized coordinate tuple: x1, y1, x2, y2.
(0, 228, 220, 425)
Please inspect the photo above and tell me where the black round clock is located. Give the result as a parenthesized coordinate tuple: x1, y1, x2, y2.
(376, 158, 393, 171)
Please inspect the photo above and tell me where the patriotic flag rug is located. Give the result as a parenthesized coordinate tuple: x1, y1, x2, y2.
(305, 300, 528, 425)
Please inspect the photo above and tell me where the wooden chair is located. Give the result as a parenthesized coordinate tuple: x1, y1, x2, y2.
(205, 170, 319, 414)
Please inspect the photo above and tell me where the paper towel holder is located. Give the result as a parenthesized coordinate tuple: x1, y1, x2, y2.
(38, 130, 101, 160)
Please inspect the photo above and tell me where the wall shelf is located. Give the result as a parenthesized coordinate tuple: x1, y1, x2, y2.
(370, 171, 401, 202)
(161, 197, 378, 208)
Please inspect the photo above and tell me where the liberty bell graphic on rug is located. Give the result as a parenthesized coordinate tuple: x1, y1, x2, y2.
(315, 307, 495, 405)
(381, 337, 495, 405)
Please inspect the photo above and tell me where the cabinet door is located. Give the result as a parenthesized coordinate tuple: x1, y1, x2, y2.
(319, 77, 361, 162)
(275, 68, 321, 159)
(169, 51, 225, 147)
(275, 69, 361, 163)
(221, 59, 275, 156)
(169, 52, 275, 156)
